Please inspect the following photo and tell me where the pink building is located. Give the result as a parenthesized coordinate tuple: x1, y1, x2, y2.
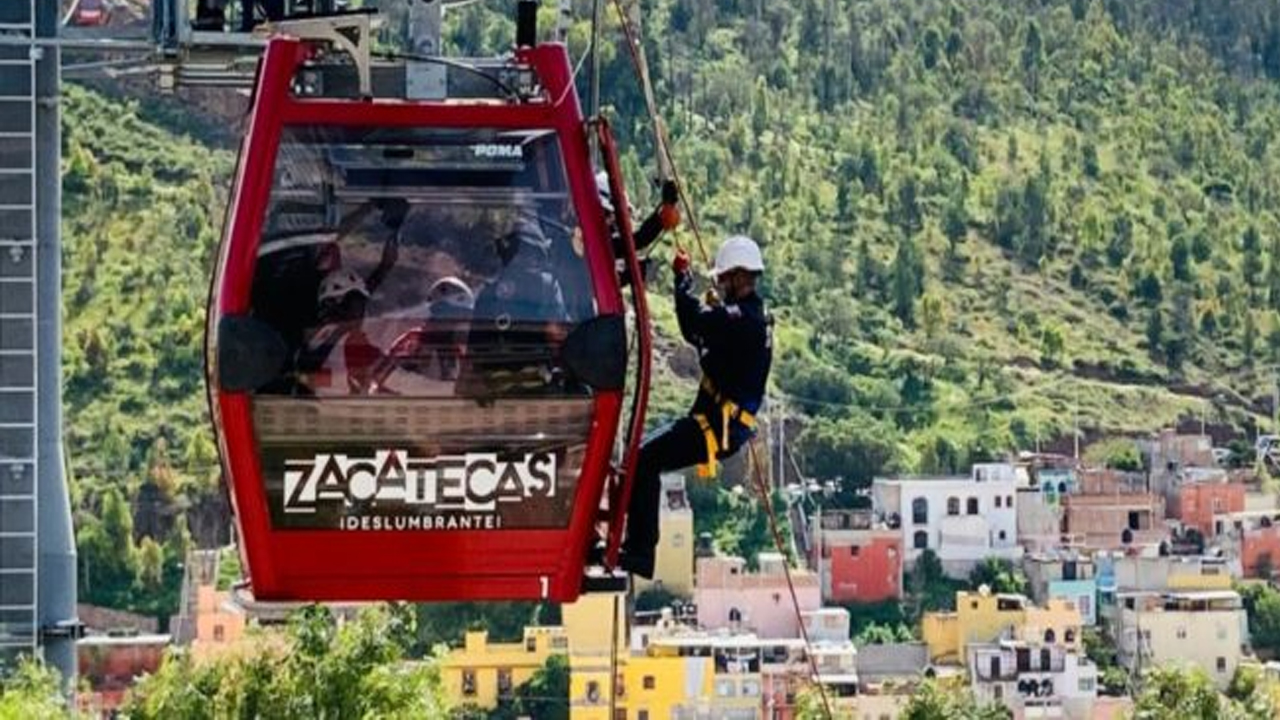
(695, 553, 820, 639)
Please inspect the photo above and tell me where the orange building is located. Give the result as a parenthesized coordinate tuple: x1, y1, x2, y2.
(1216, 511, 1280, 579)
(77, 633, 170, 713)
(814, 510, 903, 603)
(1175, 481, 1245, 538)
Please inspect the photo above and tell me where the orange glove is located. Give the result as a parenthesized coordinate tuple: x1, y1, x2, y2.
(659, 203, 681, 231)
(659, 180, 681, 230)
(672, 249, 691, 275)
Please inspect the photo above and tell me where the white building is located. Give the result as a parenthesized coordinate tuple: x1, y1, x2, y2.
(873, 463, 1023, 577)
(1114, 589, 1248, 689)
(967, 641, 1098, 719)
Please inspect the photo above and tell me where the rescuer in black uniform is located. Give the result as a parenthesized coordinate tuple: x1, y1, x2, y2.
(619, 235, 772, 578)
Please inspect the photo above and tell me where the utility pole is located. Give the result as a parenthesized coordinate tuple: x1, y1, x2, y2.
(1073, 388, 1080, 461)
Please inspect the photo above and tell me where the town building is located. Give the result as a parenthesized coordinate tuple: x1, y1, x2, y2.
(76, 633, 170, 714)
(872, 463, 1022, 577)
(1211, 510, 1280, 579)
(1062, 469, 1165, 551)
(695, 554, 820, 639)
(578, 606, 858, 720)
(1016, 487, 1064, 554)
(441, 626, 569, 710)
(634, 473, 695, 597)
(922, 588, 1082, 666)
(966, 640, 1098, 719)
(1171, 475, 1244, 539)
(1024, 553, 1098, 626)
(1113, 589, 1248, 689)
(811, 509, 903, 604)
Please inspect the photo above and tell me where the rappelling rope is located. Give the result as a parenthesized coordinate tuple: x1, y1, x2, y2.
(601, 7, 831, 714)
(607, 0, 711, 268)
(745, 440, 837, 719)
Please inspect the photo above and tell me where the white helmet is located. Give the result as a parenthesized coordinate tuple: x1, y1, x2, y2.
(713, 235, 764, 276)
(426, 276, 475, 310)
(318, 269, 369, 304)
(595, 171, 615, 213)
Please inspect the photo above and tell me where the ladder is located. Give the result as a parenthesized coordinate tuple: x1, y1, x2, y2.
(0, 0, 38, 669)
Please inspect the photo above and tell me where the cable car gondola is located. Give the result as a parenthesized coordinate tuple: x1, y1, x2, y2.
(206, 12, 651, 602)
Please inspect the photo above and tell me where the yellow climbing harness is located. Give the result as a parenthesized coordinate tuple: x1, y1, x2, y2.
(693, 376, 757, 478)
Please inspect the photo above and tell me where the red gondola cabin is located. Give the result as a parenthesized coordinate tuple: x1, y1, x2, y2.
(206, 30, 648, 602)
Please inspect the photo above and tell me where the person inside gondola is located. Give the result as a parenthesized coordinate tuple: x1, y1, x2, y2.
(460, 215, 570, 397)
(293, 206, 402, 396)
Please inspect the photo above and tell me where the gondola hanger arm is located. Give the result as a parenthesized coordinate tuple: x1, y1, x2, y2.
(268, 13, 375, 98)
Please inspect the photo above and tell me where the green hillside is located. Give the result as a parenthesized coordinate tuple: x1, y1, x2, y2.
(57, 0, 1280, 614)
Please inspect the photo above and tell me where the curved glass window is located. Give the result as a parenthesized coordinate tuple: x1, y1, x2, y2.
(243, 126, 602, 531)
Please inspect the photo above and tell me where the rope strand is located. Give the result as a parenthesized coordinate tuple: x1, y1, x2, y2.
(745, 439, 836, 719)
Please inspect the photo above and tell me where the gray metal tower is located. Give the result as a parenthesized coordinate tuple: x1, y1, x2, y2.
(0, 0, 77, 684)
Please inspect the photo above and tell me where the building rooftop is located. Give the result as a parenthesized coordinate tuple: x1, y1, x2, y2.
(78, 633, 172, 647)
(855, 643, 929, 677)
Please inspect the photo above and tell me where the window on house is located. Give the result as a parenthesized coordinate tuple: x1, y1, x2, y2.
(913, 498, 929, 524)
(948, 497, 960, 516)
(1128, 512, 1141, 531)
(993, 684, 1003, 700)
(213, 624, 225, 642)
(998, 530, 1007, 541)
(914, 531, 928, 549)
(643, 675, 656, 690)
(995, 496, 1002, 508)
(1177, 627, 1187, 639)
(990, 656, 1001, 678)
(1217, 657, 1227, 673)
(1044, 629, 1056, 644)
(1079, 678, 1095, 692)
(967, 498, 979, 515)
(1065, 629, 1076, 643)
(462, 670, 477, 696)
(497, 668, 513, 697)
(729, 608, 742, 623)
(526, 636, 538, 652)
(1040, 648, 1051, 670)
(1007, 495, 1014, 507)
(850, 546, 860, 557)
(638, 711, 650, 720)
(587, 681, 602, 703)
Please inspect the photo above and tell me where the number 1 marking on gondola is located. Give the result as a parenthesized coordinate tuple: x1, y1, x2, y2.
(540, 576, 549, 599)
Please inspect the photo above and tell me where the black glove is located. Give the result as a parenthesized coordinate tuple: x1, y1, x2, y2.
(376, 198, 410, 230)
(661, 179, 679, 205)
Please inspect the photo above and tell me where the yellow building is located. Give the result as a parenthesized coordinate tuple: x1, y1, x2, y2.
(441, 626, 568, 710)
(923, 587, 1082, 665)
(633, 473, 695, 597)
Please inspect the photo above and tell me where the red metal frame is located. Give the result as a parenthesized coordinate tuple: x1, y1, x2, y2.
(596, 119, 652, 569)
(206, 36, 634, 601)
